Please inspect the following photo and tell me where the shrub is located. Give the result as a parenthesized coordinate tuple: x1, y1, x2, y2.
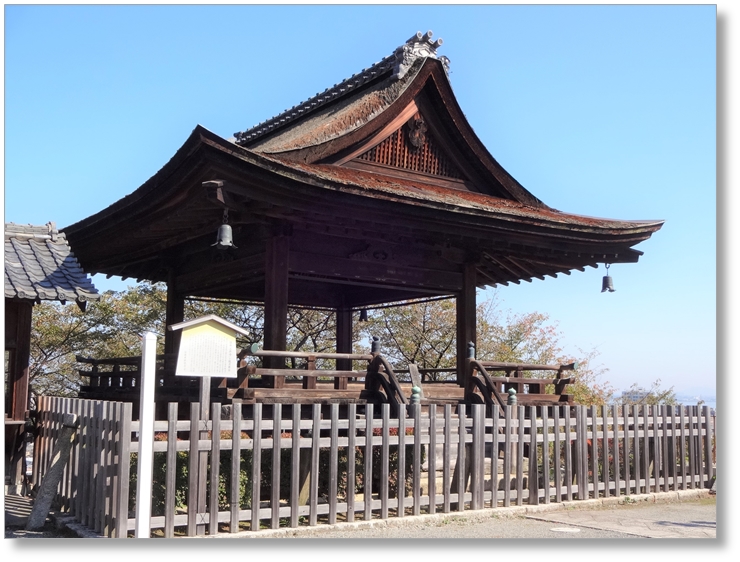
(129, 425, 425, 516)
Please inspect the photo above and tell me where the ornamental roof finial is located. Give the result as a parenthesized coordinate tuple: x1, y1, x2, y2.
(393, 30, 449, 79)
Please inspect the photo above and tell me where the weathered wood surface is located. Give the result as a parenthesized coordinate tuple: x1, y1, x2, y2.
(33, 398, 716, 538)
(246, 344, 373, 361)
(478, 361, 577, 372)
(77, 350, 579, 412)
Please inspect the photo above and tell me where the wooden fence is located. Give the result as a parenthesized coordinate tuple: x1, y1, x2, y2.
(33, 396, 715, 538)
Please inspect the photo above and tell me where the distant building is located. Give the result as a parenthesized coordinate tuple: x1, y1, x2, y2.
(621, 387, 649, 404)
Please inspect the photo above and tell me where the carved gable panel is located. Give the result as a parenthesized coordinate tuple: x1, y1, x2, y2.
(355, 113, 465, 179)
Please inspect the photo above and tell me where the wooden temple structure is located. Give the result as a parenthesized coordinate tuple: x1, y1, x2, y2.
(63, 32, 663, 411)
(5, 222, 100, 493)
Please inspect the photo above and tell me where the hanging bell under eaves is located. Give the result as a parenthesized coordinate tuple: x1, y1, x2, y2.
(212, 223, 237, 250)
(601, 274, 615, 293)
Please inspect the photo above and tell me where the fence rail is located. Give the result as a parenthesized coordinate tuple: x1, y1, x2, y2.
(33, 396, 715, 538)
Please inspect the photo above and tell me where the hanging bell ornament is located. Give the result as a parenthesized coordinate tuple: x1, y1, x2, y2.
(212, 223, 237, 250)
(359, 309, 368, 322)
(601, 264, 615, 292)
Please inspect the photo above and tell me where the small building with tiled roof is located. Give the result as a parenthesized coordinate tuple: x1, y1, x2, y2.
(63, 32, 663, 403)
(5, 222, 101, 308)
(4, 221, 100, 494)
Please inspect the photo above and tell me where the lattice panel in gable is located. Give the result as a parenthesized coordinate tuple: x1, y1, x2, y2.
(355, 114, 465, 179)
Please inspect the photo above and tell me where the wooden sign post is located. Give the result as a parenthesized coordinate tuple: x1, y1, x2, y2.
(168, 315, 252, 535)
(169, 313, 252, 405)
(135, 331, 157, 538)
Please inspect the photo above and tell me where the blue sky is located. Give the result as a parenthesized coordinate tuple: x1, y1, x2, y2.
(3, 4, 719, 404)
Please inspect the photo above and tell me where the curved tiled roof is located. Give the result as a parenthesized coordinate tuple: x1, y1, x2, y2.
(4, 222, 100, 303)
(253, 151, 664, 240)
(234, 31, 449, 148)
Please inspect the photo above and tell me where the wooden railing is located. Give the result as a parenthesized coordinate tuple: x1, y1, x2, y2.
(76, 341, 413, 410)
(467, 345, 577, 408)
(33, 396, 716, 538)
(242, 343, 408, 412)
(76, 354, 176, 392)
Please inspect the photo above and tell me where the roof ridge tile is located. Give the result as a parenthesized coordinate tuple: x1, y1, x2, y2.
(4, 222, 100, 303)
(234, 31, 448, 146)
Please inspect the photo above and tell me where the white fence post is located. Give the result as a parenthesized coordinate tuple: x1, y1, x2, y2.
(135, 332, 157, 538)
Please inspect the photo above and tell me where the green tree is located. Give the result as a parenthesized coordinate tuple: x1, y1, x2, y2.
(358, 298, 457, 379)
(29, 283, 346, 397)
(476, 299, 563, 364)
(359, 295, 615, 404)
(29, 284, 170, 399)
(183, 295, 263, 352)
(30, 284, 642, 406)
(285, 308, 337, 368)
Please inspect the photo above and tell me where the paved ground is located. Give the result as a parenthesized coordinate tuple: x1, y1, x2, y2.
(524, 499, 716, 539)
(201, 490, 716, 540)
(3, 494, 79, 539)
(4, 489, 716, 540)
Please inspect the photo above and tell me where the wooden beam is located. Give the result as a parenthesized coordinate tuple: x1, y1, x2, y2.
(501, 255, 546, 281)
(483, 252, 528, 282)
(475, 265, 507, 288)
(332, 100, 421, 165)
(456, 262, 477, 388)
(335, 307, 353, 389)
(289, 250, 462, 292)
(264, 231, 290, 385)
(175, 253, 265, 294)
(481, 253, 521, 285)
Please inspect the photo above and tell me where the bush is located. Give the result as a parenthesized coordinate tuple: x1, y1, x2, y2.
(129, 426, 425, 516)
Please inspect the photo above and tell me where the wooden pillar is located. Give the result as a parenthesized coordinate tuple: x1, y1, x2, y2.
(164, 271, 185, 392)
(456, 262, 477, 388)
(5, 300, 32, 421)
(264, 230, 290, 387)
(335, 307, 352, 389)
(5, 300, 32, 495)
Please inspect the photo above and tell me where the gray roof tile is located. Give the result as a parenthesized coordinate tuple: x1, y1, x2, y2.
(4, 222, 101, 303)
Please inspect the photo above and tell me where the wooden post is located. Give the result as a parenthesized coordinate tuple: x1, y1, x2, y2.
(335, 306, 352, 389)
(470, 404, 485, 509)
(7, 300, 32, 422)
(135, 332, 157, 538)
(164, 270, 185, 363)
(510, 399, 519, 494)
(26, 413, 80, 531)
(450, 404, 469, 511)
(456, 262, 477, 388)
(264, 230, 290, 387)
(701, 405, 712, 488)
(5, 301, 32, 494)
(116, 402, 133, 538)
(196, 377, 210, 535)
(302, 356, 317, 389)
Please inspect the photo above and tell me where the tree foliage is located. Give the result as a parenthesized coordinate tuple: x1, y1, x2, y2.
(618, 379, 677, 405)
(28, 283, 343, 398)
(357, 299, 457, 379)
(29, 284, 168, 399)
(29, 284, 675, 406)
(359, 296, 615, 405)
